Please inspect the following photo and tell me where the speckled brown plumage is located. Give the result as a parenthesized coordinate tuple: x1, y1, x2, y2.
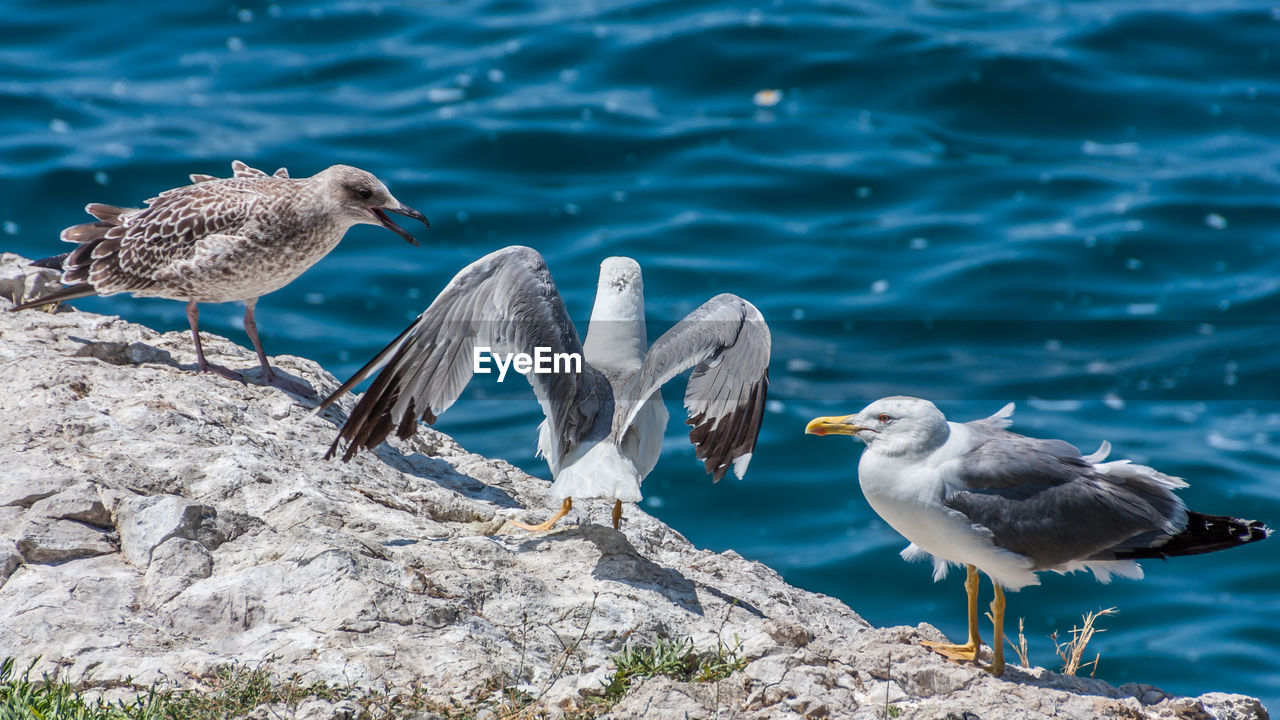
(12, 160, 428, 393)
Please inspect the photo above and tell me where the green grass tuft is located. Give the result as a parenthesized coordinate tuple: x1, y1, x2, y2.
(0, 657, 360, 720)
(1, 657, 135, 720)
(601, 636, 747, 701)
(0, 631, 750, 720)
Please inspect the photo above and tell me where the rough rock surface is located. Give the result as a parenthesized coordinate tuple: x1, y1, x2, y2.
(29, 483, 113, 527)
(0, 253, 1268, 719)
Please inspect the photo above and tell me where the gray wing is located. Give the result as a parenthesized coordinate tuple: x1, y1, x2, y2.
(317, 245, 611, 462)
(613, 293, 770, 482)
(941, 422, 1187, 569)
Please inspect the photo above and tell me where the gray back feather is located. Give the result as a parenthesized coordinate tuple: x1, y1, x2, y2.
(943, 421, 1187, 569)
(613, 293, 770, 481)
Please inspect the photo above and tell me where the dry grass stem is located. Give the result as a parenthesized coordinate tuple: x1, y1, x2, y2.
(1052, 607, 1118, 677)
(1007, 617, 1031, 668)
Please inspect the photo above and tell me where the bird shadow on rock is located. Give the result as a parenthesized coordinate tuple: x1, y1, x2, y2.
(395, 451, 522, 509)
(239, 366, 315, 397)
(583, 526, 765, 618)
(297, 401, 521, 509)
(998, 663, 1144, 700)
(66, 336, 316, 399)
(900, 630, 1139, 702)
(697, 582, 766, 619)
(70, 337, 180, 369)
(549, 523, 707, 616)
(368, 443, 521, 509)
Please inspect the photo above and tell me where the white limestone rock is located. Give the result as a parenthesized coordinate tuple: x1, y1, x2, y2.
(0, 507, 24, 535)
(0, 472, 75, 508)
(143, 537, 213, 606)
(0, 252, 60, 308)
(0, 253, 1267, 720)
(0, 537, 21, 586)
(117, 494, 216, 568)
(29, 484, 112, 527)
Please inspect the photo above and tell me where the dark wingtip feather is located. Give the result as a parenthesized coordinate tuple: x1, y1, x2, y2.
(686, 370, 769, 482)
(326, 333, 438, 463)
(30, 253, 70, 271)
(1116, 511, 1270, 560)
(9, 283, 98, 312)
(395, 398, 420, 440)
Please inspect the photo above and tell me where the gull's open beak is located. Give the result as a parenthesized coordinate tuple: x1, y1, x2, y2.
(805, 415, 864, 436)
(369, 205, 429, 246)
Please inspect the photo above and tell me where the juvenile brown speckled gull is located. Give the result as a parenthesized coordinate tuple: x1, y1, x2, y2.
(10, 160, 428, 394)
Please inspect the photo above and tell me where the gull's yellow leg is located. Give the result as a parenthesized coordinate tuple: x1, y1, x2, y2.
(509, 498, 572, 532)
(985, 582, 1006, 676)
(921, 564, 983, 662)
(611, 500, 623, 530)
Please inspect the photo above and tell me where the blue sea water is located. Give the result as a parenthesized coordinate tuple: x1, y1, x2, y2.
(2, 0, 1278, 708)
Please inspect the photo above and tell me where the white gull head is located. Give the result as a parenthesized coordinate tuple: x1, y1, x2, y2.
(583, 256, 648, 371)
(806, 395, 951, 459)
(595, 256, 644, 315)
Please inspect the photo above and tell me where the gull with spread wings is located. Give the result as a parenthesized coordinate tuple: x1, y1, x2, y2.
(316, 245, 771, 531)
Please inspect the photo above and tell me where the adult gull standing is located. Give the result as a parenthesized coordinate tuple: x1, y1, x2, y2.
(806, 396, 1269, 675)
(10, 160, 429, 394)
(315, 245, 771, 531)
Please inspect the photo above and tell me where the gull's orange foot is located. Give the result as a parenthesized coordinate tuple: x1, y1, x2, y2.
(920, 640, 982, 664)
(508, 498, 572, 533)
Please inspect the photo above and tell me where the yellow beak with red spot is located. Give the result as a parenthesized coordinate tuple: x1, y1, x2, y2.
(805, 415, 865, 436)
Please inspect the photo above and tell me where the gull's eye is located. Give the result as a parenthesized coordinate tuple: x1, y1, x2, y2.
(877, 413, 892, 423)
(357, 187, 373, 200)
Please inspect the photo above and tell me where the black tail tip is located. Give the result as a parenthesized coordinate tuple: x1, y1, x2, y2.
(1248, 520, 1272, 543)
(1117, 513, 1270, 560)
(1178, 513, 1270, 556)
(1226, 516, 1272, 544)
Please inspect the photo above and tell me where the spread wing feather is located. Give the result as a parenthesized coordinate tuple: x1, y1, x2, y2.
(613, 294, 770, 481)
(319, 245, 611, 462)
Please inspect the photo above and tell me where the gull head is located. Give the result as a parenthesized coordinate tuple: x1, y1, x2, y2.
(320, 165, 429, 246)
(599, 257, 643, 295)
(589, 256, 646, 325)
(806, 395, 950, 457)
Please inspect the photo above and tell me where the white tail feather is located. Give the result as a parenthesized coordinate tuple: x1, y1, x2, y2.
(1076, 561, 1144, 583)
(550, 441, 643, 503)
